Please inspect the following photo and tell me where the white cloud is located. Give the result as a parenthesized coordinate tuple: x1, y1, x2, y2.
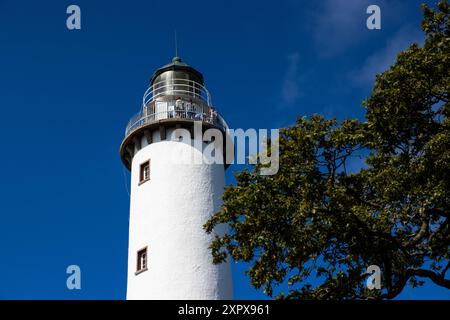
(351, 25, 424, 86)
(312, 0, 369, 58)
(311, 0, 411, 58)
(281, 52, 301, 105)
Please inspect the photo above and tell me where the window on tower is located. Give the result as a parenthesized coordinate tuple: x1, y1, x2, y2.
(139, 160, 150, 184)
(136, 247, 148, 274)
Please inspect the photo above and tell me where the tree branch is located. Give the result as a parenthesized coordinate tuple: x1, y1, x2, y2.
(380, 268, 450, 299)
(413, 269, 450, 289)
(441, 261, 450, 278)
(403, 208, 429, 248)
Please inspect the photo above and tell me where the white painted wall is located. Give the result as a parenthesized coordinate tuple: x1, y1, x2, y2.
(126, 137, 232, 300)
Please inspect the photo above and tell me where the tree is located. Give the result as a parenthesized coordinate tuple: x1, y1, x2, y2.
(204, 1, 450, 299)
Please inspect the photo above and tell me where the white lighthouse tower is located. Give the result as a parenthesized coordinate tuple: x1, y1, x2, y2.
(120, 56, 232, 300)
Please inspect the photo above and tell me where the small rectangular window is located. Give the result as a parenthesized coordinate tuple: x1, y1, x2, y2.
(136, 247, 148, 274)
(139, 160, 150, 184)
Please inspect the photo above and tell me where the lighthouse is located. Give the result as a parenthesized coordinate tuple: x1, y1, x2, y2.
(120, 56, 233, 300)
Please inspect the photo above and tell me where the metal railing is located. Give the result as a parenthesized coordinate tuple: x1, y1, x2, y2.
(143, 78, 211, 107)
(124, 79, 227, 138)
(125, 99, 228, 138)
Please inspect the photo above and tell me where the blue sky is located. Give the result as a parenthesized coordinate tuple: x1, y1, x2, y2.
(0, 0, 448, 299)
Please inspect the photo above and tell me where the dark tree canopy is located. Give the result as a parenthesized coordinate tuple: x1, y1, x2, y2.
(204, 1, 450, 299)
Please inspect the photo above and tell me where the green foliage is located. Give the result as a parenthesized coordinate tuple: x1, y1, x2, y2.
(204, 1, 450, 299)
